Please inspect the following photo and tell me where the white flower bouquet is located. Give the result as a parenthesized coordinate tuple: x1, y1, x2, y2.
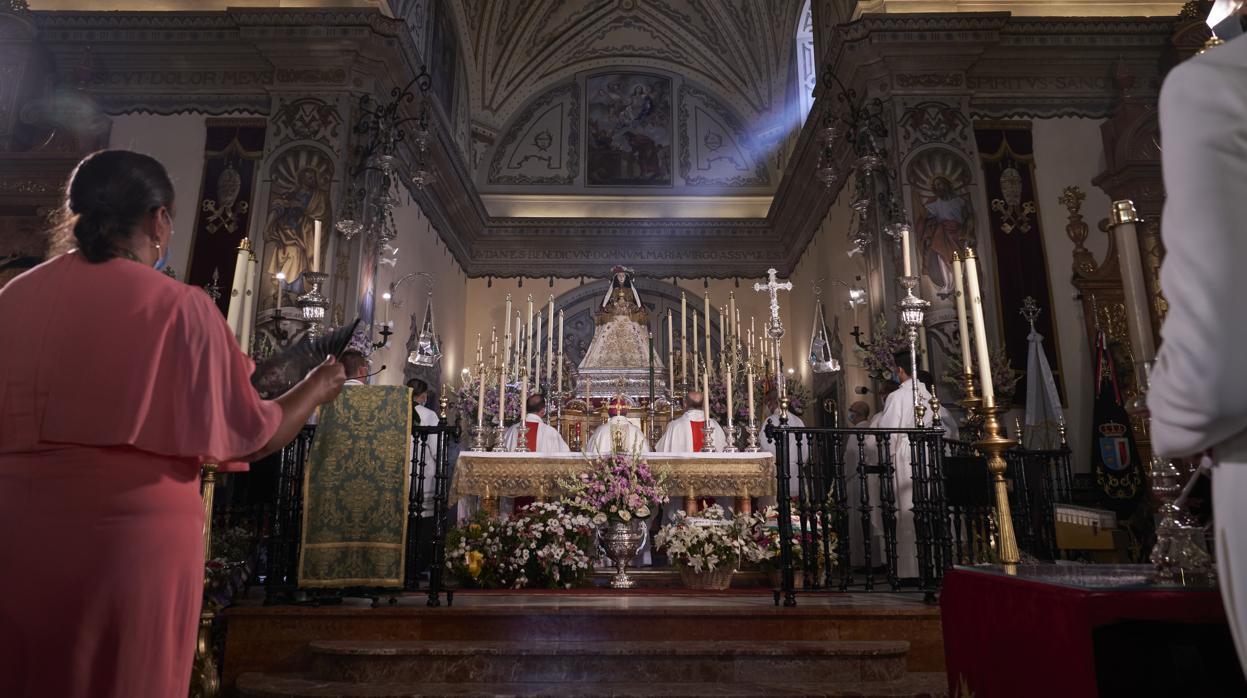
(654, 504, 772, 574)
(559, 451, 668, 525)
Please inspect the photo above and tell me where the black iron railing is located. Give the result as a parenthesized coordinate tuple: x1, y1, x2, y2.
(766, 421, 950, 606)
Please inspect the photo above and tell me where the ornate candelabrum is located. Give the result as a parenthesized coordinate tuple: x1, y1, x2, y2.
(1139, 361, 1215, 585)
(744, 421, 761, 452)
(700, 421, 717, 453)
(511, 367, 530, 453)
(190, 462, 222, 698)
(896, 276, 929, 426)
(296, 271, 329, 340)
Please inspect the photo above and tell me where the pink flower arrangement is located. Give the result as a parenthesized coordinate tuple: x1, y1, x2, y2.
(559, 452, 669, 525)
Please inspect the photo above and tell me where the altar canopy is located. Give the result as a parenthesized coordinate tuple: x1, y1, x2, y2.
(298, 386, 412, 588)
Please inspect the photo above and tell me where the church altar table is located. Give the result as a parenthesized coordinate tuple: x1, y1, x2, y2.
(451, 452, 775, 514)
(941, 565, 1240, 698)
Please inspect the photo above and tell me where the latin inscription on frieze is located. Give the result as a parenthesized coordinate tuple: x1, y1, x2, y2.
(88, 70, 274, 89)
(966, 75, 1113, 92)
(475, 248, 783, 262)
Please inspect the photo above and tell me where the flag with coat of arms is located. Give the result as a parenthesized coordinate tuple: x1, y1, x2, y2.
(1091, 326, 1142, 499)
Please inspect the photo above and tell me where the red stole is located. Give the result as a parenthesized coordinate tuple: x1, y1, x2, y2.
(690, 420, 705, 452)
(525, 421, 539, 452)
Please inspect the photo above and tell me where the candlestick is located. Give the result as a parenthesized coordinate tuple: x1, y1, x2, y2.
(514, 312, 522, 377)
(498, 353, 507, 430)
(1110, 200, 1156, 365)
(535, 313, 543, 389)
(964, 249, 995, 408)
(681, 291, 688, 386)
(557, 309, 565, 394)
(704, 292, 712, 361)
(475, 332, 482, 365)
(312, 219, 322, 273)
(649, 330, 655, 405)
(525, 295, 534, 390)
(702, 352, 710, 420)
(747, 360, 755, 424)
(274, 271, 285, 312)
(951, 252, 973, 373)
(719, 307, 726, 360)
(546, 295, 555, 387)
(900, 223, 912, 277)
(728, 292, 735, 340)
(726, 360, 735, 437)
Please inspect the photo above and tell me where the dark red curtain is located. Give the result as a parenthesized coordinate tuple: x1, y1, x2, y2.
(186, 118, 267, 314)
(975, 125, 1062, 407)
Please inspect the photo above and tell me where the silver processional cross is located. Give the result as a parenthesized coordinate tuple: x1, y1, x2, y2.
(754, 267, 793, 399)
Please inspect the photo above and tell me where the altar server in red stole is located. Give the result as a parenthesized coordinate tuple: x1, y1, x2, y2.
(1148, 20, 1247, 679)
(0, 150, 346, 698)
(655, 390, 728, 452)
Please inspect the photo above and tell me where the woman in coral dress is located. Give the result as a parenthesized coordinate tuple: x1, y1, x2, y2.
(0, 150, 345, 698)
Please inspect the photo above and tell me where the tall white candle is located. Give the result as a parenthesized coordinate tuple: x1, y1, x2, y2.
(476, 361, 486, 429)
(747, 361, 755, 424)
(681, 291, 688, 386)
(900, 224, 913, 277)
(951, 253, 973, 374)
(1111, 202, 1156, 364)
(491, 327, 498, 370)
(704, 292, 712, 360)
(692, 314, 700, 386)
(726, 360, 734, 428)
(546, 296, 555, 386)
(498, 355, 506, 427)
(312, 219, 322, 273)
(667, 309, 675, 393)
(225, 240, 250, 342)
(514, 313, 522, 377)
(964, 249, 996, 408)
(719, 308, 726, 356)
(239, 253, 258, 354)
(702, 351, 710, 414)
(525, 295, 534, 381)
(503, 294, 512, 373)
(728, 292, 736, 343)
(557, 309, 565, 393)
(535, 314, 543, 387)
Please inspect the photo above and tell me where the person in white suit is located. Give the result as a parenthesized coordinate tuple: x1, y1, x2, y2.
(1148, 19, 1247, 676)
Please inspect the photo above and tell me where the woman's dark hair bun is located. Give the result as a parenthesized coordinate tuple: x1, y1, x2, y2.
(53, 150, 175, 263)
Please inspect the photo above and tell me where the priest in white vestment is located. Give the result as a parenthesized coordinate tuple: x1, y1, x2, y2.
(586, 398, 650, 454)
(1148, 25, 1247, 676)
(655, 391, 729, 519)
(655, 391, 728, 452)
(917, 370, 959, 441)
(502, 394, 570, 453)
(871, 351, 934, 579)
(760, 392, 805, 501)
(844, 400, 885, 569)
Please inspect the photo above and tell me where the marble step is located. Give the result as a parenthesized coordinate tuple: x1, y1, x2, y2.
(237, 672, 949, 697)
(305, 640, 909, 685)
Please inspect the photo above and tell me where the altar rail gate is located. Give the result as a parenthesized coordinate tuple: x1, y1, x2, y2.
(765, 422, 1073, 606)
(257, 412, 460, 606)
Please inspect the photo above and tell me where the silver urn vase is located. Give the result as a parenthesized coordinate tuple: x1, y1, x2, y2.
(599, 518, 647, 589)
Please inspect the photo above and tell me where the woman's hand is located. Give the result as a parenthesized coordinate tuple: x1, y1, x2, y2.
(306, 355, 347, 405)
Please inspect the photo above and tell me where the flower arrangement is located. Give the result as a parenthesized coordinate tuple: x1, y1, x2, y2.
(444, 503, 597, 589)
(751, 505, 838, 573)
(654, 504, 773, 574)
(941, 348, 1023, 406)
(559, 451, 668, 525)
(853, 314, 910, 382)
(449, 376, 522, 426)
(706, 372, 813, 426)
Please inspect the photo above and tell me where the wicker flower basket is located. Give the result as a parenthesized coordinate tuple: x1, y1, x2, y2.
(678, 565, 735, 590)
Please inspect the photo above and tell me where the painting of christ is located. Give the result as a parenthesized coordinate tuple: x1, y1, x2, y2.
(907, 149, 976, 295)
(259, 147, 333, 310)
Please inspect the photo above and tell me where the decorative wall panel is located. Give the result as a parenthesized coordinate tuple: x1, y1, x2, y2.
(678, 84, 768, 187)
(487, 82, 579, 185)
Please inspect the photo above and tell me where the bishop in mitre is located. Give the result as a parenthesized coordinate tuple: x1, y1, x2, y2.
(871, 351, 934, 580)
(655, 391, 728, 452)
(502, 394, 570, 453)
(586, 396, 650, 454)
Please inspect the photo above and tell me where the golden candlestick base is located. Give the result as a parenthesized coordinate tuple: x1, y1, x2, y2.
(191, 462, 221, 698)
(974, 404, 1020, 565)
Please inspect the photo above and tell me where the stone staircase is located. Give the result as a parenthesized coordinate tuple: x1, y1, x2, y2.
(237, 639, 947, 697)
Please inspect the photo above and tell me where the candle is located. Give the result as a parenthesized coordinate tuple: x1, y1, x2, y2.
(557, 309, 565, 393)
(514, 312, 522, 377)
(702, 351, 710, 415)
(648, 330, 655, 404)
(535, 313, 543, 387)
(1111, 201, 1156, 364)
(498, 355, 506, 427)
(901, 224, 912, 277)
(476, 333, 482, 365)
(476, 361, 486, 430)
(704, 292, 712, 361)
(503, 294, 512, 372)
(728, 292, 736, 342)
(719, 308, 726, 356)
(312, 219, 322, 273)
(491, 327, 498, 370)
(225, 240, 250, 342)
(681, 291, 688, 386)
(726, 357, 734, 429)
(667, 309, 675, 392)
(546, 296, 555, 386)
(274, 271, 285, 312)
(964, 249, 996, 408)
(747, 361, 755, 424)
(692, 313, 700, 386)
(525, 295, 534, 381)
(382, 291, 391, 324)
(239, 252, 257, 354)
(951, 253, 973, 374)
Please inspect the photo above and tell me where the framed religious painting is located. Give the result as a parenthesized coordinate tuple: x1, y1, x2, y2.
(585, 72, 673, 187)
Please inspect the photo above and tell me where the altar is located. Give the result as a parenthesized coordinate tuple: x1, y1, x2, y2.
(451, 451, 775, 514)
